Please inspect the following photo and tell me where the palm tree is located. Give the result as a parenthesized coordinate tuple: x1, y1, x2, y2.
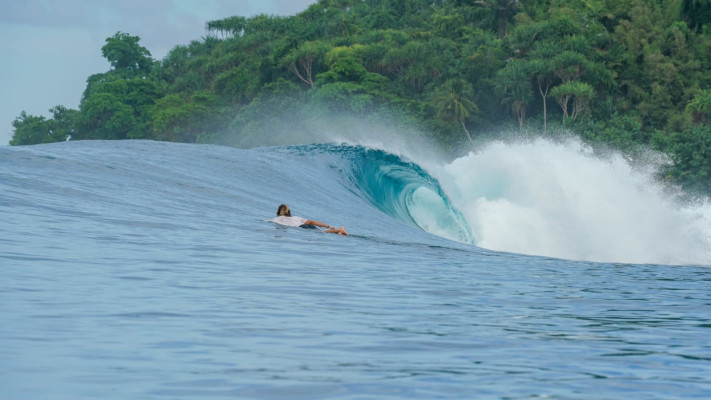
(550, 81, 595, 123)
(496, 60, 533, 130)
(528, 41, 558, 133)
(432, 79, 478, 144)
(686, 89, 711, 124)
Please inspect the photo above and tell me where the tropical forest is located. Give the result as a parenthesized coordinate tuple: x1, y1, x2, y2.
(10, 0, 711, 194)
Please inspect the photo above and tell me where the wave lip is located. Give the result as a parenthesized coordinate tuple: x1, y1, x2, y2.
(340, 145, 473, 245)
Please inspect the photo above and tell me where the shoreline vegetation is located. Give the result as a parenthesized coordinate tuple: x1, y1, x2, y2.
(10, 0, 711, 195)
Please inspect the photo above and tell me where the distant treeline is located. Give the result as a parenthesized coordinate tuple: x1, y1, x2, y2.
(10, 0, 711, 194)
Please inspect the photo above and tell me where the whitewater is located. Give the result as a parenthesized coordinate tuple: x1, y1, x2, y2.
(1, 138, 710, 399)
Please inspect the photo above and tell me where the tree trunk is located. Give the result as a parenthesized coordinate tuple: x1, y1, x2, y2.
(515, 101, 526, 130)
(556, 94, 571, 123)
(543, 96, 547, 132)
(287, 56, 314, 87)
(538, 78, 550, 134)
(460, 118, 474, 144)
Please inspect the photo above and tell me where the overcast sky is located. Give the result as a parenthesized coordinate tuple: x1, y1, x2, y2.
(0, 0, 316, 145)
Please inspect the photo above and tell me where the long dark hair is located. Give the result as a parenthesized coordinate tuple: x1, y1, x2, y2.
(277, 204, 291, 217)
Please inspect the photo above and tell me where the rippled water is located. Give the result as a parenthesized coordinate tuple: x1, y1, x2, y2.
(1, 140, 710, 399)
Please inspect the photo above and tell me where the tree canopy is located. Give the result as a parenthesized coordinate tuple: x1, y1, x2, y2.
(10, 0, 711, 194)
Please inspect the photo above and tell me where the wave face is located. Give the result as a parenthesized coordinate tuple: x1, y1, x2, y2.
(431, 138, 711, 265)
(341, 146, 473, 244)
(3, 139, 711, 400)
(287, 139, 711, 265)
(2, 139, 709, 266)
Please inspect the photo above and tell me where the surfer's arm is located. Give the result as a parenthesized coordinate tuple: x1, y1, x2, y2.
(303, 219, 331, 228)
(325, 226, 349, 236)
(304, 219, 349, 236)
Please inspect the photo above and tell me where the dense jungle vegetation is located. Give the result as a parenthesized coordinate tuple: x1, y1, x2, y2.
(10, 0, 711, 194)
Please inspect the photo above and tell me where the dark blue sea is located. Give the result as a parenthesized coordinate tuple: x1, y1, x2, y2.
(1, 139, 710, 399)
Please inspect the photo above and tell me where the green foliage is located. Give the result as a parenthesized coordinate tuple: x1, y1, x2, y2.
(311, 80, 386, 113)
(431, 79, 479, 144)
(281, 41, 331, 86)
(653, 125, 711, 194)
(9, 0, 711, 193)
(474, 0, 522, 36)
(686, 89, 711, 124)
(207, 16, 247, 37)
(551, 81, 595, 122)
(78, 74, 162, 140)
(102, 32, 154, 76)
(496, 60, 533, 129)
(150, 91, 220, 142)
(214, 59, 262, 104)
(575, 113, 647, 153)
(320, 45, 370, 82)
(681, 0, 711, 31)
(10, 106, 78, 145)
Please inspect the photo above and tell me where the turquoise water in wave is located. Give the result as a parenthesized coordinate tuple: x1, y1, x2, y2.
(1, 140, 711, 399)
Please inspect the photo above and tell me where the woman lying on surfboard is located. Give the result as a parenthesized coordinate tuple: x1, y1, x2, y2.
(271, 204, 349, 236)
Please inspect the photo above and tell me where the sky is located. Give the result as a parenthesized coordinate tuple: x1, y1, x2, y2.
(0, 0, 316, 145)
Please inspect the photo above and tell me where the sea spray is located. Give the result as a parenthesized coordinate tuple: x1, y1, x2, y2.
(431, 137, 711, 265)
(210, 105, 711, 265)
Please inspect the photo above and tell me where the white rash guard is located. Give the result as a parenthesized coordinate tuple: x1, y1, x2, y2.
(271, 215, 309, 227)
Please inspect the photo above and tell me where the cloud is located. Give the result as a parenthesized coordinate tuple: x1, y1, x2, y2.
(0, 0, 313, 56)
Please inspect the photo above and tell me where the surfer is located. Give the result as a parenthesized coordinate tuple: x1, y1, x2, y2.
(271, 204, 349, 236)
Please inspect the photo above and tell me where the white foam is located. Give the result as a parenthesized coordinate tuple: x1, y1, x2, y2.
(432, 138, 711, 265)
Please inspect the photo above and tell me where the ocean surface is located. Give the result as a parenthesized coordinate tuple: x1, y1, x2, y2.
(1, 139, 710, 399)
